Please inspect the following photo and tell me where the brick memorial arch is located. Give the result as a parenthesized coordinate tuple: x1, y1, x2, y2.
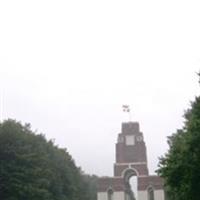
(97, 122, 165, 200)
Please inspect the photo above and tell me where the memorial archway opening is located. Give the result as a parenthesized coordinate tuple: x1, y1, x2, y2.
(124, 168, 138, 200)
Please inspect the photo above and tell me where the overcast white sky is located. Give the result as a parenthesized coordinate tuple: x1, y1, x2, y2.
(0, 0, 200, 176)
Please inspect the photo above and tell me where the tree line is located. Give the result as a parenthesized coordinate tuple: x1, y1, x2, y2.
(0, 119, 98, 200)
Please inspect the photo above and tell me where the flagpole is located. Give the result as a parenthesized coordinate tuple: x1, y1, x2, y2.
(129, 110, 131, 122)
(122, 105, 132, 122)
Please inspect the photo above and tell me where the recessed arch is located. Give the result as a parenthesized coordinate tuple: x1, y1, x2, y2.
(122, 167, 139, 182)
(147, 185, 154, 200)
(107, 188, 114, 200)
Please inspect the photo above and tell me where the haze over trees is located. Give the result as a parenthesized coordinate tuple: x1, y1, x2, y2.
(0, 119, 97, 200)
(158, 76, 200, 200)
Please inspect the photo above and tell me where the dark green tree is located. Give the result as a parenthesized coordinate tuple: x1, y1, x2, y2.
(158, 78, 200, 200)
(0, 119, 97, 200)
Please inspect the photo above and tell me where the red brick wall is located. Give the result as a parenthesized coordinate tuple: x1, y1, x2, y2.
(114, 164, 149, 177)
(138, 176, 164, 191)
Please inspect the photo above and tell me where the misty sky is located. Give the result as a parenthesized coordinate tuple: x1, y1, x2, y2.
(0, 0, 200, 176)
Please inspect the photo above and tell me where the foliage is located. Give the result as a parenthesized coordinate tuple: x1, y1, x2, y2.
(80, 173, 98, 200)
(158, 93, 200, 200)
(0, 119, 97, 200)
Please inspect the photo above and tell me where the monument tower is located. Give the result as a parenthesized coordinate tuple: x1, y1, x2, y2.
(97, 108, 165, 200)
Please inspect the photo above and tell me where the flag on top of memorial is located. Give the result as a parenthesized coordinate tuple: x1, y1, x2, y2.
(122, 105, 130, 112)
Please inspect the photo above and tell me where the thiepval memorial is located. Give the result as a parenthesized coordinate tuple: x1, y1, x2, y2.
(97, 121, 165, 200)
